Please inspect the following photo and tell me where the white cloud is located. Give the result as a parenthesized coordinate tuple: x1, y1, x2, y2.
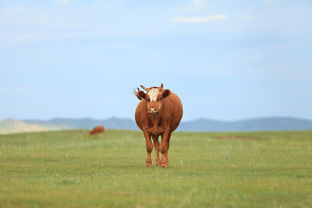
(266, 0, 281, 4)
(172, 15, 228, 23)
(175, 0, 208, 13)
(172, 0, 228, 24)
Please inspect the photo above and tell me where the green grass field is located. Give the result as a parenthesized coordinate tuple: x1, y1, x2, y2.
(0, 130, 311, 208)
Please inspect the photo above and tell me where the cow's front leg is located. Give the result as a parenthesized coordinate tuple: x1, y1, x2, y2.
(152, 135, 161, 166)
(143, 130, 153, 167)
(160, 131, 171, 168)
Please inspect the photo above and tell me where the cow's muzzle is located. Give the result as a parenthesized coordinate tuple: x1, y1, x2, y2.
(148, 108, 159, 114)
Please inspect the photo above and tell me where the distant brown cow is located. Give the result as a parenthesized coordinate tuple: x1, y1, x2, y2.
(134, 83, 183, 168)
(89, 125, 105, 135)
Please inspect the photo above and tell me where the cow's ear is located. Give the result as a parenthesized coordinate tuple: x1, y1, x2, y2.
(137, 91, 146, 99)
(162, 89, 170, 98)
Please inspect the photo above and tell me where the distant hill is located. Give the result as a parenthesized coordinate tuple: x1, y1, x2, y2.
(177, 117, 312, 132)
(23, 117, 137, 130)
(1, 117, 312, 134)
(24, 117, 312, 132)
(0, 119, 57, 134)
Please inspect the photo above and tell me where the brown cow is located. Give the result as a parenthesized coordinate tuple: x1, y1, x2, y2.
(89, 125, 105, 135)
(134, 83, 183, 168)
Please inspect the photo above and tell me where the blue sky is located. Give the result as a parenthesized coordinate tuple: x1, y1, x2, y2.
(1, 0, 312, 121)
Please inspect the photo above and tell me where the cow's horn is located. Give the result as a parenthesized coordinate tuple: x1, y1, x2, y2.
(140, 85, 149, 91)
(160, 83, 164, 89)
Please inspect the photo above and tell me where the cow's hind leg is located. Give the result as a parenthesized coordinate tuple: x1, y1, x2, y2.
(160, 131, 171, 168)
(152, 135, 161, 166)
(143, 131, 153, 167)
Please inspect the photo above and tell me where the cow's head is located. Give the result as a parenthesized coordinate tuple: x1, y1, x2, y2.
(135, 83, 171, 114)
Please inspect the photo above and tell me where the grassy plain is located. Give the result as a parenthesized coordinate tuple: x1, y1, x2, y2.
(0, 130, 311, 208)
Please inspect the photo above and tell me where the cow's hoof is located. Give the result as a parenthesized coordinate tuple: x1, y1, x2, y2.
(156, 159, 161, 166)
(160, 161, 168, 168)
(146, 159, 152, 168)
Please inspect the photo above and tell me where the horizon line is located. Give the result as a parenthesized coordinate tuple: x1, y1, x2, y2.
(1, 116, 312, 123)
